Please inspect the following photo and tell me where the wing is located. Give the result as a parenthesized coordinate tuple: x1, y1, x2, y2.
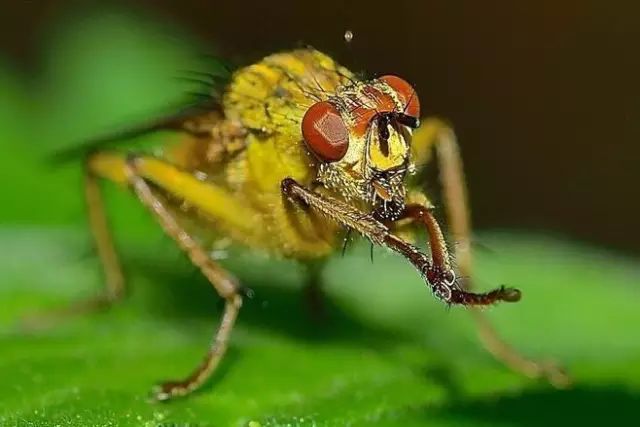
(50, 97, 223, 164)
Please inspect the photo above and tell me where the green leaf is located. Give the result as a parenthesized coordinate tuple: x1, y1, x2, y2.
(1, 5, 639, 426)
(0, 229, 639, 426)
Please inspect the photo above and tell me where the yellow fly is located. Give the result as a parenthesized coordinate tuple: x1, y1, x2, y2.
(61, 48, 568, 400)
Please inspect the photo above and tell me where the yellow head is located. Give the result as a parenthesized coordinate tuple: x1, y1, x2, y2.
(301, 75, 421, 220)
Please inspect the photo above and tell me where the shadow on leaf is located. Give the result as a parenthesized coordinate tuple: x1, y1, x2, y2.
(427, 386, 640, 426)
(129, 251, 407, 347)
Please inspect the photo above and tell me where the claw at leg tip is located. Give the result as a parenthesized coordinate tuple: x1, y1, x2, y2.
(501, 287, 522, 302)
(547, 365, 572, 389)
(527, 360, 572, 389)
(149, 383, 175, 402)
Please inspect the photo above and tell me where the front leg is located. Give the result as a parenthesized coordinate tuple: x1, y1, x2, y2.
(395, 204, 520, 305)
(281, 178, 519, 307)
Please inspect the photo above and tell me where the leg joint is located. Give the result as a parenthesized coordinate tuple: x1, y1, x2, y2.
(226, 292, 243, 309)
(280, 177, 296, 197)
(125, 153, 142, 168)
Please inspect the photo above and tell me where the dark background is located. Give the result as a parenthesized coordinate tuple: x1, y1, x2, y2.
(2, 0, 638, 253)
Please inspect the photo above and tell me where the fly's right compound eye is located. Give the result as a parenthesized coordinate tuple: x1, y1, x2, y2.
(379, 75, 421, 120)
(302, 101, 349, 162)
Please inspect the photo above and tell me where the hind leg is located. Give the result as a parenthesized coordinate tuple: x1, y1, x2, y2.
(412, 118, 570, 387)
(19, 159, 127, 329)
(81, 164, 126, 307)
(302, 259, 329, 320)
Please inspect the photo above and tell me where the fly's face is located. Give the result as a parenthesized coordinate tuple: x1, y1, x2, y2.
(301, 75, 421, 220)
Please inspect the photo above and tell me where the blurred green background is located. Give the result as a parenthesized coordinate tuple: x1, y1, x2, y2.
(0, 1, 638, 426)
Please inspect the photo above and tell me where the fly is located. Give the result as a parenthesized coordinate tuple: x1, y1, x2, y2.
(48, 48, 569, 400)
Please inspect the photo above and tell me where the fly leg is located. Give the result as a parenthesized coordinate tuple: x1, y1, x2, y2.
(394, 204, 521, 305)
(80, 164, 126, 308)
(412, 118, 570, 387)
(19, 159, 127, 330)
(302, 259, 329, 320)
(281, 178, 517, 306)
(26, 107, 240, 324)
(87, 152, 252, 400)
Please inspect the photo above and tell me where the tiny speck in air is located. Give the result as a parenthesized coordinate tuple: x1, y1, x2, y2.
(344, 30, 354, 43)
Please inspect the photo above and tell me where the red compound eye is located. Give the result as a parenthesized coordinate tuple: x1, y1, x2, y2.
(380, 75, 421, 119)
(301, 101, 349, 162)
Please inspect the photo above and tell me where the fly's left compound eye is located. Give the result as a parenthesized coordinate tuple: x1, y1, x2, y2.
(380, 75, 421, 119)
(301, 101, 349, 162)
